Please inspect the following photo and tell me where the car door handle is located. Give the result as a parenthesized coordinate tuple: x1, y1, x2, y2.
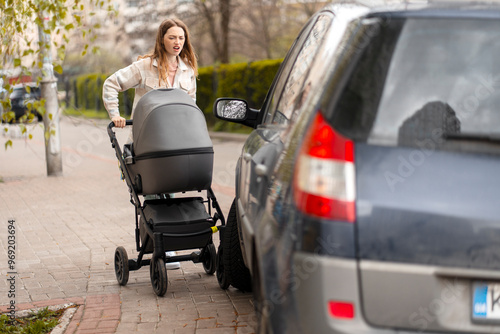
(255, 164, 268, 176)
(243, 153, 252, 162)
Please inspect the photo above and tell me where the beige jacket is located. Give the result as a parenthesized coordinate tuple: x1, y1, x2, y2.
(102, 57, 196, 119)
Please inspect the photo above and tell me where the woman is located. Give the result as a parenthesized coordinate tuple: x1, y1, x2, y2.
(103, 18, 198, 270)
(102, 18, 198, 128)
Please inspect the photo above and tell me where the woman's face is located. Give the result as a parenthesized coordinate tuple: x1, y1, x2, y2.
(163, 26, 185, 57)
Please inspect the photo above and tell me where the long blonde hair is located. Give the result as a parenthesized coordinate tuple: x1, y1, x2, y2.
(138, 18, 198, 85)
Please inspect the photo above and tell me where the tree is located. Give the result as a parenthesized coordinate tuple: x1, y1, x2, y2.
(190, 0, 232, 64)
(231, 0, 327, 61)
(1, 0, 115, 175)
(182, 0, 326, 65)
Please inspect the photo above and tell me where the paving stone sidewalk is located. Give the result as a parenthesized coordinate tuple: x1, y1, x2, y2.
(0, 117, 255, 333)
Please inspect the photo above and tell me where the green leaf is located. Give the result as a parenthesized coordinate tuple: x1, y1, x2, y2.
(64, 23, 74, 30)
(5, 140, 12, 149)
(54, 64, 63, 74)
(13, 58, 21, 66)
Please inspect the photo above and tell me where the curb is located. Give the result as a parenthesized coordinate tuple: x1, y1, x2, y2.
(209, 131, 248, 142)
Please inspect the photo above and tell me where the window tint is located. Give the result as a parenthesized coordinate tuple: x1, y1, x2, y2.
(334, 17, 500, 153)
(263, 14, 333, 125)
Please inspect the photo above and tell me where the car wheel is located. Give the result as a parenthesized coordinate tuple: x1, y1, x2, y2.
(150, 255, 168, 296)
(216, 244, 230, 289)
(223, 199, 252, 292)
(114, 246, 129, 286)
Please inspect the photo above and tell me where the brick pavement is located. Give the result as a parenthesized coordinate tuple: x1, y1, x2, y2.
(0, 117, 255, 333)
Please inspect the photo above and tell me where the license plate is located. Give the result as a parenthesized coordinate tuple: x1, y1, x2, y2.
(472, 281, 500, 322)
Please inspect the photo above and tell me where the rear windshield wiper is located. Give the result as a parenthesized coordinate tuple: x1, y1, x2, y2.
(444, 133, 500, 143)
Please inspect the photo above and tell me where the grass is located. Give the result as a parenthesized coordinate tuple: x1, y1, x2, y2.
(0, 307, 65, 334)
(62, 107, 110, 120)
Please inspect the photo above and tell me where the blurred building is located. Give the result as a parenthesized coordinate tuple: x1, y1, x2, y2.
(90, 0, 195, 64)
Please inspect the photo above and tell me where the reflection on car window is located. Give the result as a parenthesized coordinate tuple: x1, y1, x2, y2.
(263, 14, 332, 125)
(334, 17, 500, 151)
(272, 14, 332, 126)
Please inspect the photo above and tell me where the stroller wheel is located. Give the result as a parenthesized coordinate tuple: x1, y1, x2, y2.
(216, 244, 230, 289)
(150, 256, 168, 296)
(202, 243, 217, 275)
(114, 246, 129, 286)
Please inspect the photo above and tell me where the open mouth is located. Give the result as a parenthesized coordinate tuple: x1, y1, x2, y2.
(173, 46, 181, 52)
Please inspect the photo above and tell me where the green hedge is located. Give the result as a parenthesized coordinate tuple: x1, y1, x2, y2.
(197, 65, 215, 126)
(74, 73, 134, 116)
(71, 58, 282, 130)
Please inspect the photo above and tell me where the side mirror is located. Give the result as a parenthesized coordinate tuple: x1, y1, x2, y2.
(213, 98, 260, 128)
(214, 98, 248, 120)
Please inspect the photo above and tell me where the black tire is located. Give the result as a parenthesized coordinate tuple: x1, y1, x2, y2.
(223, 199, 252, 292)
(150, 256, 168, 297)
(114, 246, 129, 286)
(202, 243, 217, 275)
(216, 244, 230, 289)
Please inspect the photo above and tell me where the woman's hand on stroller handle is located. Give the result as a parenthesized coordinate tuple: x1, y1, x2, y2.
(111, 115, 127, 128)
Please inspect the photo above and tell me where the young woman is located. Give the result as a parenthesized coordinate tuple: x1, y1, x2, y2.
(102, 18, 198, 128)
(103, 18, 198, 270)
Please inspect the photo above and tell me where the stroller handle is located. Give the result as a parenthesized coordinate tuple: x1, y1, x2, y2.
(107, 120, 133, 137)
(107, 119, 133, 129)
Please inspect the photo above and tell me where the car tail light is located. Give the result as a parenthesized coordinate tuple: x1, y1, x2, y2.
(328, 301, 355, 319)
(293, 112, 355, 222)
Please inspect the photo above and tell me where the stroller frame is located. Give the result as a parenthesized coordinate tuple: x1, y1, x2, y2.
(108, 120, 226, 296)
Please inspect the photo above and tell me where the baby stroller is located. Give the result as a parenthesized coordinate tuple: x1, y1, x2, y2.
(107, 88, 225, 296)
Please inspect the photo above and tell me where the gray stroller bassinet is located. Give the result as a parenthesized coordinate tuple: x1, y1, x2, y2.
(126, 88, 213, 195)
(107, 89, 225, 297)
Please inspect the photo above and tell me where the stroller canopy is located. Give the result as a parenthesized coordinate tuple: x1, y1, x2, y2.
(132, 89, 212, 157)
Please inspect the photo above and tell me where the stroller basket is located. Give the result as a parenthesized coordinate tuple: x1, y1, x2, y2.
(126, 88, 213, 195)
(140, 197, 214, 252)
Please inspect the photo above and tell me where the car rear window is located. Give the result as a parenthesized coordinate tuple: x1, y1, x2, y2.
(10, 86, 40, 99)
(10, 88, 26, 99)
(333, 16, 500, 154)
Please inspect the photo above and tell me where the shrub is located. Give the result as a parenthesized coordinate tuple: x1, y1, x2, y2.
(247, 59, 282, 109)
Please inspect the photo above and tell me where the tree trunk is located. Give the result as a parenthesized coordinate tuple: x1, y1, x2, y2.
(38, 13, 63, 176)
(219, 0, 231, 63)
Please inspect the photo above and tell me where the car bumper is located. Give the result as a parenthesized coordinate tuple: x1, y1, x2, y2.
(292, 252, 456, 334)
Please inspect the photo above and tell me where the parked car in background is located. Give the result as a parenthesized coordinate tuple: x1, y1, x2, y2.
(214, 2, 500, 333)
(0, 84, 7, 119)
(1, 83, 42, 123)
